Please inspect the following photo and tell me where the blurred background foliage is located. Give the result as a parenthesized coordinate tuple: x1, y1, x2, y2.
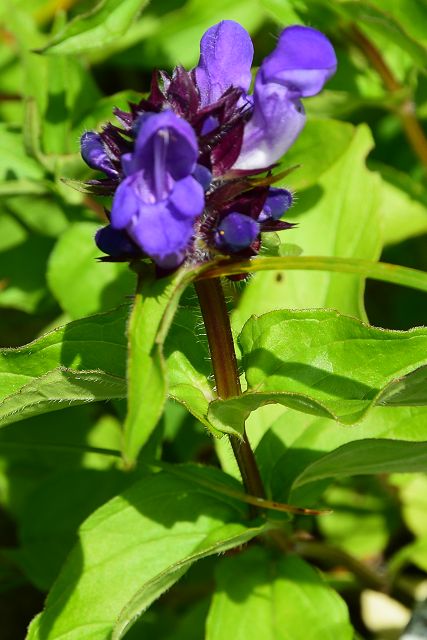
(0, 0, 426, 638)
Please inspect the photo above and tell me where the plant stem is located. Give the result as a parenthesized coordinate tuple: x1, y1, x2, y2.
(296, 540, 386, 592)
(350, 25, 427, 170)
(295, 539, 415, 606)
(195, 278, 266, 500)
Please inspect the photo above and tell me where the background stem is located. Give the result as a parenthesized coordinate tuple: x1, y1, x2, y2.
(195, 278, 266, 500)
(350, 25, 427, 170)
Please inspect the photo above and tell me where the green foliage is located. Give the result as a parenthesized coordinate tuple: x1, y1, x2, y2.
(27, 468, 265, 640)
(40, 0, 150, 56)
(209, 309, 427, 436)
(0, 0, 426, 638)
(206, 547, 353, 640)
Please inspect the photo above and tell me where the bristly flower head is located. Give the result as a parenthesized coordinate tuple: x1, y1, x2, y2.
(81, 21, 336, 271)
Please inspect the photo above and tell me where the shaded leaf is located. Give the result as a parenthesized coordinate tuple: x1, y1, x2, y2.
(293, 439, 427, 488)
(26, 469, 265, 640)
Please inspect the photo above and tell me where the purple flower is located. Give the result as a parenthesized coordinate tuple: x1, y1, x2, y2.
(80, 132, 118, 178)
(215, 213, 260, 252)
(110, 110, 204, 268)
(232, 25, 337, 169)
(259, 188, 293, 222)
(195, 21, 254, 106)
(80, 20, 336, 271)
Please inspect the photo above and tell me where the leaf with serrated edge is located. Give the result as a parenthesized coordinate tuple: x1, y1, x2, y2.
(208, 309, 427, 436)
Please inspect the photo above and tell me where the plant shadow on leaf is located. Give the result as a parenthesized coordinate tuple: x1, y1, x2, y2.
(98, 269, 135, 315)
(287, 184, 324, 218)
(0, 236, 56, 314)
(245, 348, 377, 401)
(256, 429, 329, 503)
(59, 306, 128, 375)
(33, 469, 251, 640)
(45, 91, 68, 127)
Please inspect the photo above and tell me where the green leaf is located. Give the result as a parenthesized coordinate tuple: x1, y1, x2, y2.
(18, 468, 131, 590)
(123, 266, 204, 465)
(165, 305, 215, 431)
(378, 366, 427, 406)
(0, 124, 44, 182)
(233, 125, 381, 331)
(0, 368, 126, 428)
(40, 0, 149, 56)
(337, 1, 427, 68)
(0, 213, 55, 313)
(261, 0, 303, 25)
(0, 306, 127, 427)
(251, 404, 427, 504)
(0, 276, 216, 434)
(47, 222, 135, 319)
(277, 119, 356, 191)
(391, 536, 427, 574)
(375, 164, 427, 246)
(109, 0, 264, 69)
(206, 547, 353, 640)
(208, 309, 427, 435)
(394, 474, 427, 539)
(316, 479, 399, 557)
(5, 194, 70, 238)
(293, 440, 427, 488)
(26, 469, 265, 640)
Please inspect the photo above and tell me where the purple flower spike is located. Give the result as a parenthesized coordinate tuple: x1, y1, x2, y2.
(215, 212, 260, 252)
(82, 21, 336, 271)
(234, 25, 336, 170)
(259, 187, 293, 221)
(110, 110, 204, 267)
(195, 20, 254, 106)
(80, 132, 118, 178)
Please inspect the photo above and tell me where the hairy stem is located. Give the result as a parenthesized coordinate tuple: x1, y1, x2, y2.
(350, 25, 427, 170)
(195, 278, 265, 500)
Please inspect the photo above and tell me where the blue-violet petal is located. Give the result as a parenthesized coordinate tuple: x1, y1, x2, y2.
(195, 20, 254, 106)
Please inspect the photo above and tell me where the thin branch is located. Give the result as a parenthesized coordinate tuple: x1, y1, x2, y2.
(350, 25, 427, 170)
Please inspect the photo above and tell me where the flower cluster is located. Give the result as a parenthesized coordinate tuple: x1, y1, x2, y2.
(81, 21, 336, 270)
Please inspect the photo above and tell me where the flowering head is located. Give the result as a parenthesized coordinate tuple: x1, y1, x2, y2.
(81, 21, 336, 272)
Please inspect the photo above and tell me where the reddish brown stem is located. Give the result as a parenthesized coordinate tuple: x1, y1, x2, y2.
(195, 278, 265, 501)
